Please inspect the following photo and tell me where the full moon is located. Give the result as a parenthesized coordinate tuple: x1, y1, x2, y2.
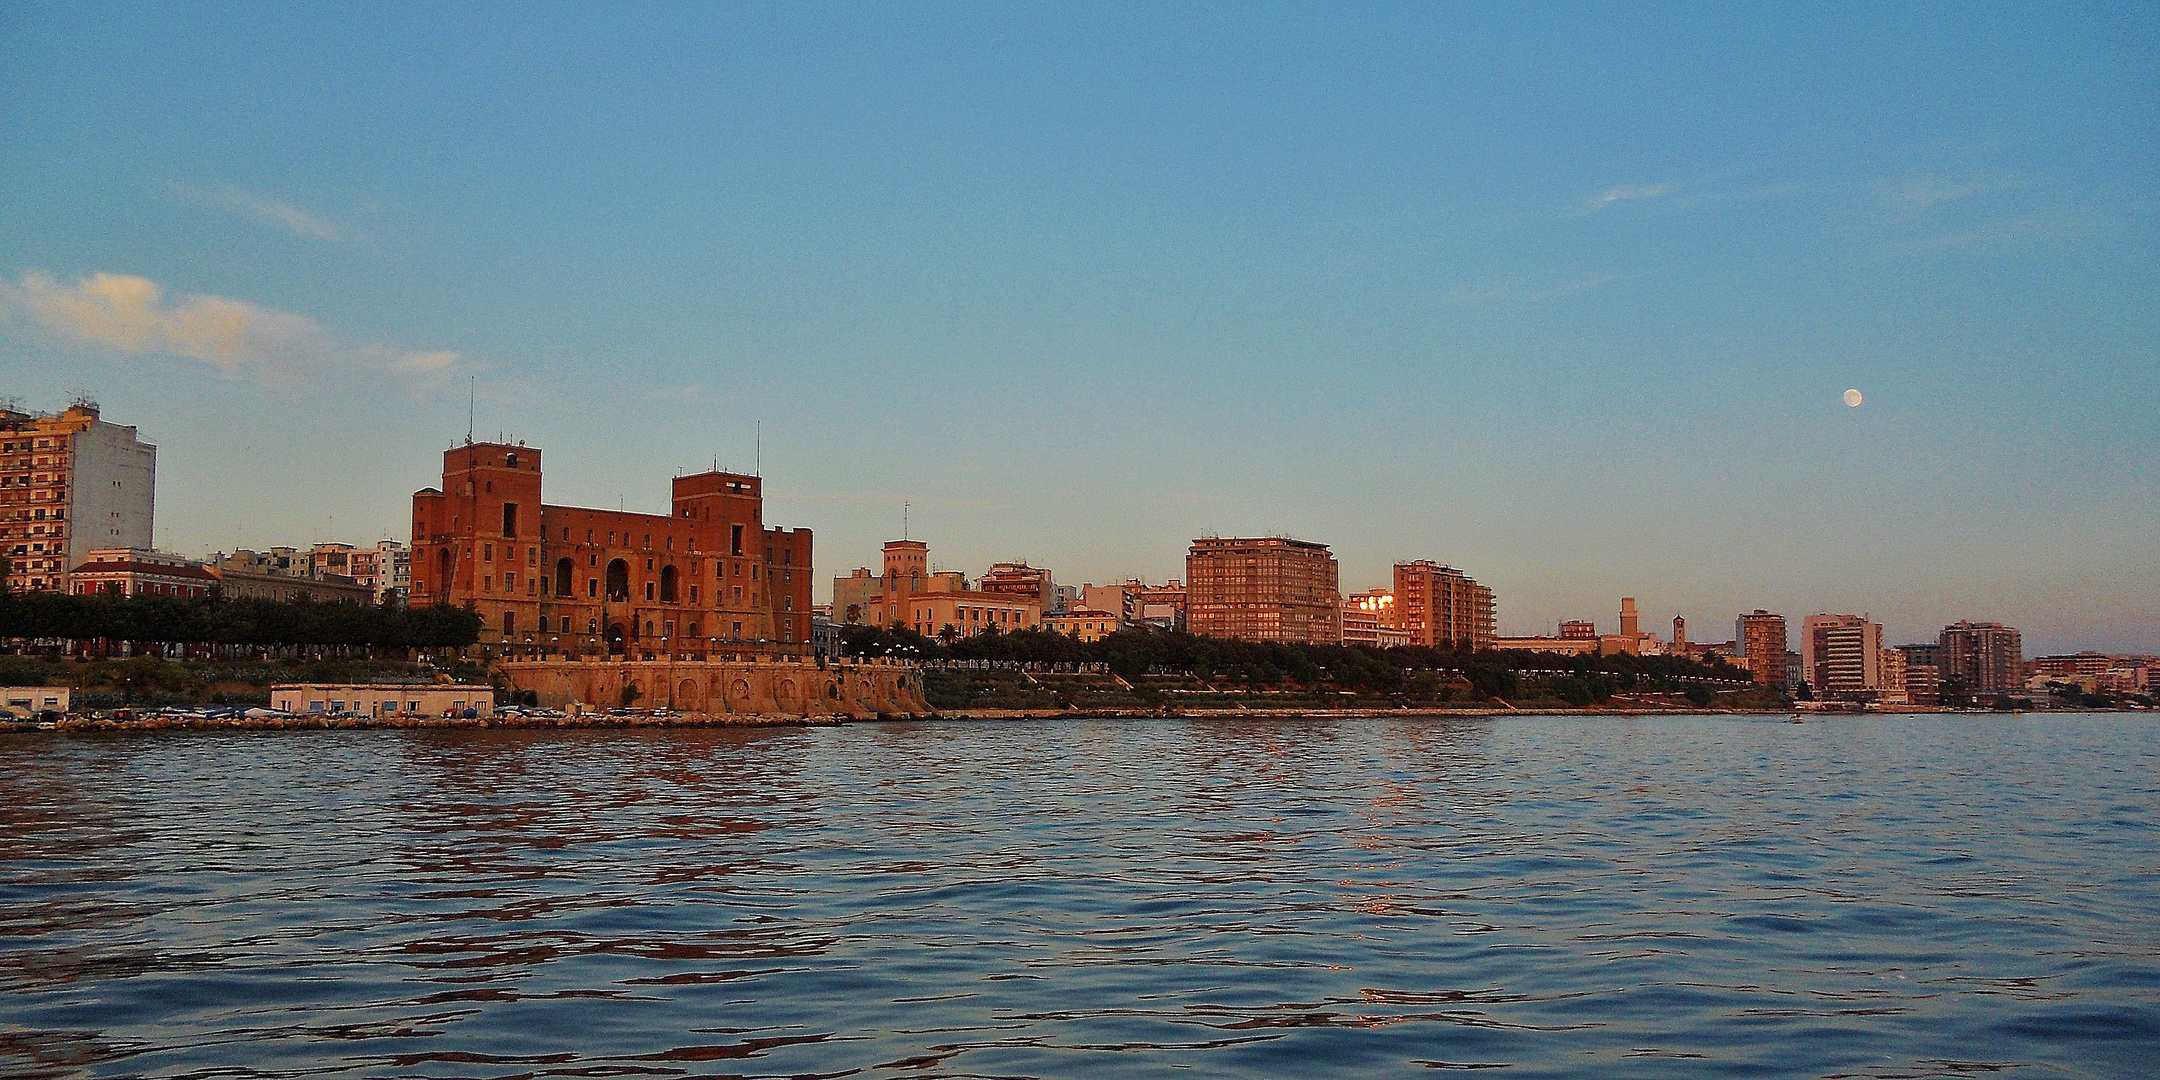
(1843, 388, 1864, 408)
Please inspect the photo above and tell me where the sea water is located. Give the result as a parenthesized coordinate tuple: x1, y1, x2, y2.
(2, 714, 2155, 1078)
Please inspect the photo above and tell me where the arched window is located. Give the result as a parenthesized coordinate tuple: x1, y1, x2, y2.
(659, 565, 679, 603)
(555, 558, 573, 597)
(436, 548, 453, 599)
(605, 559, 630, 601)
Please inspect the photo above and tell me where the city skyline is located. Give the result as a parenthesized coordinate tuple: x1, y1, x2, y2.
(3, 6, 2154, 653)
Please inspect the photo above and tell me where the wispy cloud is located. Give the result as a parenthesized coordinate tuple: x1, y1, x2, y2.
(1881, 175, 2020, 215)
(0, 271, 458, 383)
(167, 181, 345, 240)
(1581, 184, 1673, 213)
(1880, 207, 2103, 259)
(1438, 274, 1618, 307)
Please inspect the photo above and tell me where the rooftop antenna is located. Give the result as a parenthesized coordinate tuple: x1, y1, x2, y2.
(754, 421, 762, 478)
(903, 501, 910, 540)
(465, 377, 475, 446)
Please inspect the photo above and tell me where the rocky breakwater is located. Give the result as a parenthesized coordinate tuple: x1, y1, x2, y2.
(496, 655, 932, 719)
(10, 710, 839, 734)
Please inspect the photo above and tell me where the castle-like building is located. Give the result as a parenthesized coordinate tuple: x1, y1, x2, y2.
(409, 442, 812, 656)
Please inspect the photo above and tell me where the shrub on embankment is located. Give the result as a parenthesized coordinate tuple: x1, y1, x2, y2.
(0, 591, 482, 656)
(0, 654, 457, 709)
(842, 624, 1765, 710)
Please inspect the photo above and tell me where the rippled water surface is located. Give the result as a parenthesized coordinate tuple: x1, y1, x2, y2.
(3, 714, 2157, 1078)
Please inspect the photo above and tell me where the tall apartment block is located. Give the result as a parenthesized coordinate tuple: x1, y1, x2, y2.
(1893, 642, 1944, 705)
(1801, 614, 1885, 696)
(0, 401, 157, 594)
(1734, 610, 1789, 687)
(410, 442, 812, 654)
(1185, 536, 1340, 645)
(1393, 560, 1496, 650)
(1939, 620, 2024, 696)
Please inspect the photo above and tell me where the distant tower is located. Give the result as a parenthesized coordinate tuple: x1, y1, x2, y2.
(883, 539, 928, 585)
(1620, 597, 1639, 639)
(1672, 615, 1687, 654)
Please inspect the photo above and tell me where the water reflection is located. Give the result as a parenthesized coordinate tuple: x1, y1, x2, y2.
(1, 716, 2156, 1077)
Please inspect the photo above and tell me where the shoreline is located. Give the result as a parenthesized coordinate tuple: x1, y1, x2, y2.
(4, 705, 1804, 734)
(7, 706, 2099, 735)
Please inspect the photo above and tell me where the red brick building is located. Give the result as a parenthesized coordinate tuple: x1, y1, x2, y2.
(70, 548, 219, 599)
(409, 443, 812, 656)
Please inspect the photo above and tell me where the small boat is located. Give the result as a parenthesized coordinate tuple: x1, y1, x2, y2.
(1789, 715, 1803, 723)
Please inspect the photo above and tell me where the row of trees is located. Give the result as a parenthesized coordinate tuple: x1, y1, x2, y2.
(0, 590, 481, 650)
(840, 623, 1750, 697)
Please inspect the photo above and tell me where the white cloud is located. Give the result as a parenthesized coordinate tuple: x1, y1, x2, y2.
(0, 271, 459, 383)
(1583, 184, 1673, 212)
(167, 181, 344, 240)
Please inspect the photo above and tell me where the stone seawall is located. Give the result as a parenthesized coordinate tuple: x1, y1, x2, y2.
(496, 657, 932, 719)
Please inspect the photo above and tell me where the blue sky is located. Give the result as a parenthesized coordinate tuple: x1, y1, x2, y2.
(2, 3, 2154, 652)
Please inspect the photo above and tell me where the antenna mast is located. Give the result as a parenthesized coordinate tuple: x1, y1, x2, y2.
(754, 421, 762, 477)
(466, 377, 475, 446)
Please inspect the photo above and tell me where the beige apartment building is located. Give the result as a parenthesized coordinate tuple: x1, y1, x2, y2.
(0, 401, 157, 594)
(1878, 647, 1910, 706)
(978, 561, 1057, 611)
(1735, 610, 1789, 687)
(209, 548, 375, 605)
(1802, 614, 1885, 697)
(1393, 560, 1495, 650)
(906, 590, 1041, 640)
(1186, 537, 1340, 645)
(309, 541, 412, 605)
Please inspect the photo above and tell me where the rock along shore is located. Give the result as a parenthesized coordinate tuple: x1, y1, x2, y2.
(2, 711, 862, 734)
(1, 705, 1796, 735)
